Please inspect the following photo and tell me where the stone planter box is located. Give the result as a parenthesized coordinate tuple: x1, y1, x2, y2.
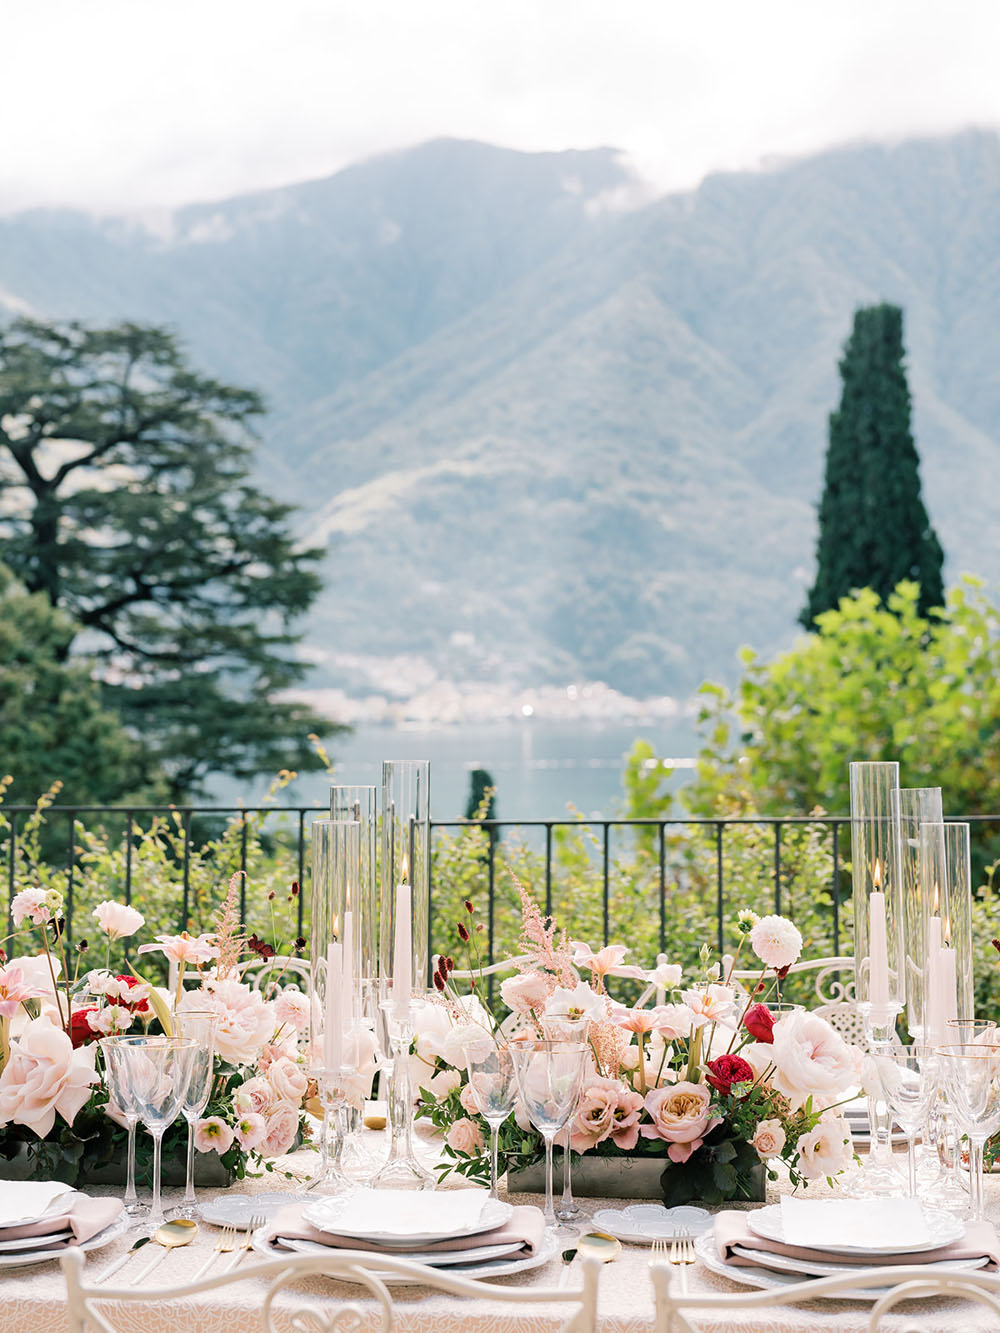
(0, 1142, 231, 1188)
(507, 1154, 766, 1203)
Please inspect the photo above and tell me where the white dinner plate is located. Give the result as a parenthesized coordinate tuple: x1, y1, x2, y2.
(252, 1227, 558, 1283)
(0, 1210, 131, 1270)
(0, 1229, 74, 1254)
(275, 1236, 527, 1266)
(730, 1243, 989, 1279)
(590, 1205, 712, 1244)
(302, 1195, 513, 1247)
(199, 1193, 313, 1228)
(746, 1202, 964, 1255)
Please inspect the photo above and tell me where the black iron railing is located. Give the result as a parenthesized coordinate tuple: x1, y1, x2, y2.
(3, 806, 998, 972)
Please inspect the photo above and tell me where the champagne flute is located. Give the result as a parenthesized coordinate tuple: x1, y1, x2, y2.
(511, 1039, 587, 1231)
(113, 1036, 197, 1227)
(100, 1039, 147, 1222)
(464, 1040, 516, 1200)
(166, 1011, 217, 1220)
(938, 1043, 1000, 1222)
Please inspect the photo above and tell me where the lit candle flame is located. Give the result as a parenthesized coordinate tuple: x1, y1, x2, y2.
(872, 859, 883, 890)
(932, 881, 941, 914)
(332, 913, 340, 939)
(944, 913, 952, 946)
(400, 851, 410, 885)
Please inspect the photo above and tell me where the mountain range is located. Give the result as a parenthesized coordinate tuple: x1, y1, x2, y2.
(1, 130, 998, 712)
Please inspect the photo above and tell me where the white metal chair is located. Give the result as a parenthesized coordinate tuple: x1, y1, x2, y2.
(242, 954, 312, 993)
(61, 1244, 601, 1333)
(648, 1257, 1000, 1332)
(731, 954, 863, 1043)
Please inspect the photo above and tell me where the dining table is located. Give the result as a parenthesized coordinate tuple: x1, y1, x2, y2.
(4, 1126, 1000, 1333)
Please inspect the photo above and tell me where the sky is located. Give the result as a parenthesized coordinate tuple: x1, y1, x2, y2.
(4, 0, 1000, 216)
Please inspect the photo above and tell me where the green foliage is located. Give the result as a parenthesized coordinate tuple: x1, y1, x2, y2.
(0, 564, 153, 807)
(802, 303, 944, 628)
(0, 317, 344, 800)
(464, 769, 497, 822)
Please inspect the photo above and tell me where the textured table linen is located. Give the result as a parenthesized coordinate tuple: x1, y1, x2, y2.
(3, 1131, 1000, 1333)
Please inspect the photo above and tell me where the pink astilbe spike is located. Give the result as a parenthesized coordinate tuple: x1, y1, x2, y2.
(510, 870, 576, 987)
(213, 871, 246, 979)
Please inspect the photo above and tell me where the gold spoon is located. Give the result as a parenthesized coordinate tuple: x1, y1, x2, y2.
(129, 1218, 199, 1283)
(576, 1231, 622, 1264)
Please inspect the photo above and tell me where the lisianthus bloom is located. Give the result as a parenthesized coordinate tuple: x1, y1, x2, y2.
(0, 1017, 99, 1136)
(682, 985, 735, 1026)
(646, 961, 683, 990)
(0, 965, 48, 1019)
(742, 1003, 775, 1044)
(563, 1074, 620, 1152)
(194, 1116, 234, 1154)
(570, 941, 645, 981)
(704, 1053, 755, 1096)
(233, 1112, 267, 1150)
(93, 900, 145, 940)
(641, 1081, 718, 1164)
(138, 931, 219, 966)
(544, 983, 606, 1022)
(795, 1115, 853, 1180)
(748, 915, 803, 971)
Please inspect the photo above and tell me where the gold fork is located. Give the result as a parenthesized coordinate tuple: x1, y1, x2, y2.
(224, 1214, 266, 1272)
(669, 1228, 696, 1295)
(190, 1225, 239, 1282)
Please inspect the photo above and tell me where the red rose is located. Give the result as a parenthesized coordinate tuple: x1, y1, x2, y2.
(69, 1006, 100, 1049)
(705, 1053, 755, 1096)
(743, 1003, 775, 1044)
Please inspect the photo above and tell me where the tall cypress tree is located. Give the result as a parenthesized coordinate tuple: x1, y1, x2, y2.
(801, 304, 944, 628)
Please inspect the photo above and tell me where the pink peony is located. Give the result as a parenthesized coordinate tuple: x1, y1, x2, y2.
(93, 900, 145, 940)
(0, 965, 48, 1019)
(499, 971, 552, 1015)
(0, 1017, 99, 1136)
(641, 1081, 718, 1164)
(178, 979, 274, 1067)
(194, 1116, 234, 1154)
(259, 1102, 299, 1157)
(769, 1010, 856, 1110)
(748, 915, 803, 971)
(233, 1112, 267, 1150)
(266, 1056, 308, 1106)
(138, 932, 219, 966)
(445, 1117, 485, 1155)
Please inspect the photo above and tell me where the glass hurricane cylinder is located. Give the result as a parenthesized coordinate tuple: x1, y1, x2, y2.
(330, 786, 378, 1006)
(919, 821, 974, 1044)
(893, 786, 943, 1042)
(850, 761, 904, 1037)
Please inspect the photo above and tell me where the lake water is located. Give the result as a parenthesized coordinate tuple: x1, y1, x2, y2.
(264, 717, 700, 821)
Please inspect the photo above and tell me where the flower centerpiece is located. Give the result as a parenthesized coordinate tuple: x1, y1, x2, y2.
(415, 886, 859, 1205)
(0, 873, 325, 1185)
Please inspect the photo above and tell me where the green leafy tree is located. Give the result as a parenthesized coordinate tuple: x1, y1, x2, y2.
(801, 304, 944, 628)
(0, 318, 344, 798)
(0, 563, 151, 805)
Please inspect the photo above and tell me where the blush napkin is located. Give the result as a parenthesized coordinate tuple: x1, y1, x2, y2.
(264, 1201, 546, 1259)
(714, 1210, 1000, 1271)
(0, 1196, 123, 1247)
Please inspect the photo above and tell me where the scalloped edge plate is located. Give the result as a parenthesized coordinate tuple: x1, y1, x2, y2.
(590, 1204, 712, 1244)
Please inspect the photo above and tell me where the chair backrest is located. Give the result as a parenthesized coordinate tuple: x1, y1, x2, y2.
(61, 1244, 601, 1333)
(732, 955, 864, 1043)
(242, 955, 312, 993)
(648, 1257, 1000, 1333)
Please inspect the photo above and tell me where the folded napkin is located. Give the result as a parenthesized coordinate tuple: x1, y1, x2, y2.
(0, 1181, 76, 1228)
(318, 1188, 490, 1238)
(0, 1196, 123, 1248)
(714, 1211, 1000, 1271)
(781, 1197, 931, 1250)
(265, 1202, 546, 1260)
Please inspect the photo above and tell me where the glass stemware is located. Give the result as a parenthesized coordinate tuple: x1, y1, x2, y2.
(464, 1040, 517, 1200)
(541, 1012, 591, 1224)
(938, 1043, 1000, 1222)
(873, 1045, 939, 1197)
(511, 1039, 587, 1231)
(100, 1039, 147, 1222)
(109, 1036, 197, 1227)
(166, 1011, 217, 1221)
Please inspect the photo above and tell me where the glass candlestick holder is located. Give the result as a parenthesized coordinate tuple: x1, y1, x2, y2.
(307, 1067, 354, 1196)
(370, 1003, 434, 1190)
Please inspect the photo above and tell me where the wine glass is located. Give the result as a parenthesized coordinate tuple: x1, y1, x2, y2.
(938, 1043, 1000, 1222)
(166, 1011, 217, 1221)
(100, 1039, 147, 1222)
(541, 1012, 591, 1224)
(464, 1040, 517, 1200)
(872, 1045, 939, 1197)
(511, 1039, 587, 1231)
(113, 1036, 197, 1227)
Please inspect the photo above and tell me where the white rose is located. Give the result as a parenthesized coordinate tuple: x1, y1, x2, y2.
(266, 1056, 308, 1105)
(769, 1011, 856, 1110)
(441, 1022, 495, 1068)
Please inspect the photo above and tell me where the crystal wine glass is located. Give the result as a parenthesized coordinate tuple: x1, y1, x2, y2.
(938, 1043, 1000, 1222)
(511, 1038, 587, 1231)
(872, 1045, 939, 1197)
(464, 1039, 517, 1200)
(166, 1011, 217, 1220)
(113, 1036, 197, 1227)
(100, 1038, 147, 1222)
(541, 1012, 591, 1224)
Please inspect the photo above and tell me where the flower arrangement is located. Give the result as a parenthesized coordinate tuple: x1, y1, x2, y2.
(415, 886, 860, 1204)
(0, 873, 323, 1184)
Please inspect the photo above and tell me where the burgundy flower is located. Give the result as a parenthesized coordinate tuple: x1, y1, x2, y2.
(246, 933, 276, 961)
(70, 1006, 100, 1049)
(464, 900, 475, 914)
(992, 939, 1000, 956)
(457, 922, 470, 942)
(433, 971, 446, 992)
(705, 1053, 755, 1096)
(743, 1003, 775, 1044)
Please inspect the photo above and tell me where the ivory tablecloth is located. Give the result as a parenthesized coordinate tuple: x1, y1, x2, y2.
(2, 1130, 999, 1333)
